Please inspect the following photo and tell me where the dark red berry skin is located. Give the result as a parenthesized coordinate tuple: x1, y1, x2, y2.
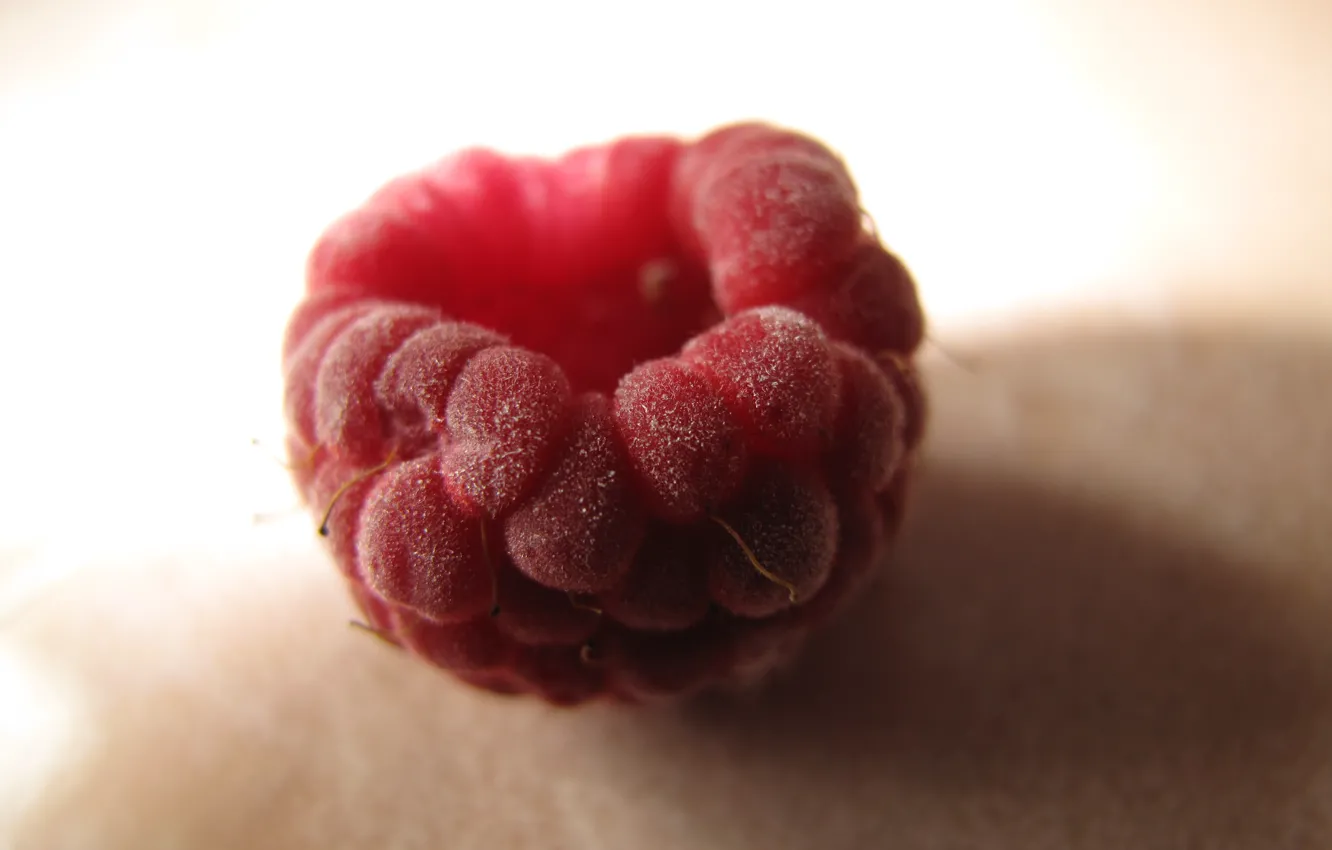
(284, 122, 926, 704)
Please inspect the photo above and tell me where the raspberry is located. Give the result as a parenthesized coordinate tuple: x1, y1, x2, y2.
(283, 121, 926, 704)
(503, 395, 646, 593)
(442, 346, 572, 517)
(492, 565, 601, 646)
(599, 523, 712, 631)
(612, 358, 747, 522)
(705, 459, 839, 618)
(681, 306, 840, 456)
(358, 455, 495, 623)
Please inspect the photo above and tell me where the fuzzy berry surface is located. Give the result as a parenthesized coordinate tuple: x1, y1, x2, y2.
(282, 122, 926, 705)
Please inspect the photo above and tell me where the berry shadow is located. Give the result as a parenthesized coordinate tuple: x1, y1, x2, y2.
(623, 324, 1332, 846)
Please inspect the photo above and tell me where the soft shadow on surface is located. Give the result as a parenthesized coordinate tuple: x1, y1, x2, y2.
(622, 326, 1332, 848)
(692, 463, 1325, 762)
(693, 464, 1324, 762)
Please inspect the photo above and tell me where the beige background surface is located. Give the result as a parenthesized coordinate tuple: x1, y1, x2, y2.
(2, 1, 1330, 847)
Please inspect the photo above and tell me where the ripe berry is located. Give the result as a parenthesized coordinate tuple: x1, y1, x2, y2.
(284, 122, 926, 704)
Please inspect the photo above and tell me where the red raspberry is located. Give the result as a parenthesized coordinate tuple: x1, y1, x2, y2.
(283, 122, 926, 704)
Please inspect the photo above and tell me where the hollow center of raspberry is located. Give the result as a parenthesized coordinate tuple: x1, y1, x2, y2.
(452, 256, 717, 394)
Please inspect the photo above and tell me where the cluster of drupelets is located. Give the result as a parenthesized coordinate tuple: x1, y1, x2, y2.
(282, 123, 925, 704)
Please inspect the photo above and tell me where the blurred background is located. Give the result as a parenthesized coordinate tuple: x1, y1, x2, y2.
(2, 1, 1330, 847)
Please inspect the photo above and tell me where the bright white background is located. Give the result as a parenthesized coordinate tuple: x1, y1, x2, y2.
(1, 1, 1330, 847)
